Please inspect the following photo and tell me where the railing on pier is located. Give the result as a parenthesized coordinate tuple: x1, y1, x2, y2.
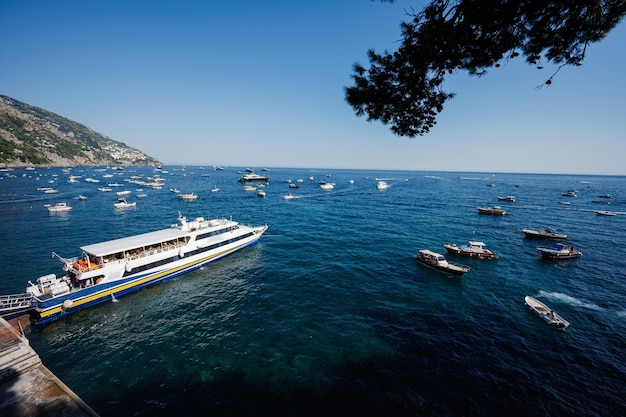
(0, 294, 34, 314)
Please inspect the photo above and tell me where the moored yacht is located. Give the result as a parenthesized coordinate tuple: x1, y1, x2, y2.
(377, 181, 389, 190)
(238, 173, 269, 183)
(47, 202, 72, 213)
(477, 206, 508, 215)
(443, 241, 498, 259)
(537, 242, 581, 259)
(522, 228, 568, 240)
(2, 213, 267, 324)
(415, 250, 470, 276)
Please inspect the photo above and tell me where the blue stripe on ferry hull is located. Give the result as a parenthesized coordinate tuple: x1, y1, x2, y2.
(34, 238, 262, 325)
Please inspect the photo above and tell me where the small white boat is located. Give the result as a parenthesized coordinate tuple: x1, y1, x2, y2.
(98, 187, 113, 192)
(114, 198, 136, 209)
(43, 189, 59, 194)
(561, 189, 578, 197)
(320, 183, 334, 190)
(238, 173, 270, 183)
(497, 196, 516, 202)
(522, 228, 567, 240)
(78, 195, 87, 201)
(596, 210, 616, 216)
(211, 187, 220, 193)
(415, 250, 470, 276)
(477, 206, 507, 215)
(525, 296, 570, 329)
(243, 185, 257, 192)
(283, 193, 295, 200)
(443, 241, 498, 259)
(257, 190, 266, 198)
(47, 202, 72, 213)
(377, 181, 388, 190)
(178, 192, 198, 201)
(170, 188, 180, 193)
(116, 190, 132, 196)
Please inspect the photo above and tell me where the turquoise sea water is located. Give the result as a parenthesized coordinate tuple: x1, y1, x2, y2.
(1, 166, 625, 416)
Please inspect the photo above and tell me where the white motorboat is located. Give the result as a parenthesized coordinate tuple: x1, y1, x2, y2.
(477, 206, 507, 215)
(47, 202, 72, 213)
(497, 195, 516, 202)
(377, 181, 389, 190)
(178, 192, 198, 201)
(114, 198, 136, 208)
(524, 296, 570, 329)
(257, 190, 266, 198)
(443, 241, 498, 259)
(522, 228, 568, 240)
(415, 250, 470, 276)
(320, 183, 334, 190)
(238, 173, 269, 183)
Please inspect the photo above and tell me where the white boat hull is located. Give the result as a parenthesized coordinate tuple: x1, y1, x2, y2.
(525, 296, 570, 329)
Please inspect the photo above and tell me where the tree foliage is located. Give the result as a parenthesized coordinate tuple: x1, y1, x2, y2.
(345, 0, 626, 137)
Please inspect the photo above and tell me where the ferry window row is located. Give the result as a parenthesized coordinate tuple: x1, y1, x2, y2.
(123, 232, 254, 276)
(99, 237, 188, 265)
(196, 226, 238, 241)
(186, 232, 253, 258)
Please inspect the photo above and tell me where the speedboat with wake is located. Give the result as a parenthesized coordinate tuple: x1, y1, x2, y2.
(524, 296, 570, 329)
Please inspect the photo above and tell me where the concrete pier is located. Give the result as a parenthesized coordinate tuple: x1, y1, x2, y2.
(0, 316, 99, 417)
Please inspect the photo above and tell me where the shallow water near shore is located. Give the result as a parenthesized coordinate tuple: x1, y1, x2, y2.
(1, 166, 625, 416)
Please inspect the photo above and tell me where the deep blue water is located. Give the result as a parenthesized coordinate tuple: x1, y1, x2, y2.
(1, 166, 625, 416)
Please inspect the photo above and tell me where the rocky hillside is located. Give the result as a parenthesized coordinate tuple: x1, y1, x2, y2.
(0, 95, 160, 167)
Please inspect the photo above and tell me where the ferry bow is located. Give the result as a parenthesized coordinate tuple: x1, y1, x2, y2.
(2, 213, 267, 325)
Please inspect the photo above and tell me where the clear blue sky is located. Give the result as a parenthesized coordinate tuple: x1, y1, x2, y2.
(1, 1, 625, 175)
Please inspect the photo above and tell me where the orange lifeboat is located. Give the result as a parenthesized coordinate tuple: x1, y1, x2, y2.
(73, 259, 99, 272)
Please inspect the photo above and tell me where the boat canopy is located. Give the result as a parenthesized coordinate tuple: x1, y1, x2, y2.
(468, 241, 486, 247)
(419, 249, 443, 257)
(81, 228, 188, 257)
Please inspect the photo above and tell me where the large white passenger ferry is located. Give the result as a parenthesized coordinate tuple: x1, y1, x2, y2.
(3, 213, 267, 325)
